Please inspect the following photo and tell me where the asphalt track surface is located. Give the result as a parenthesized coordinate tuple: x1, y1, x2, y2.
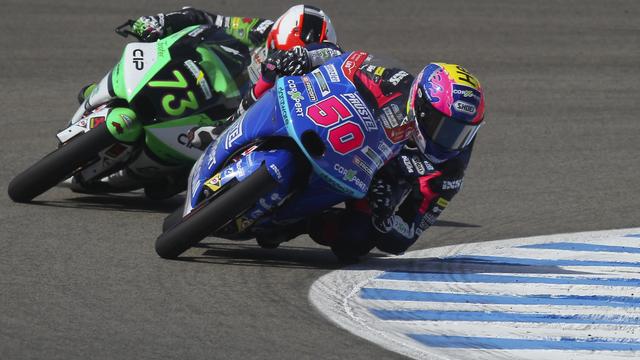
(1, 1, 639, 359)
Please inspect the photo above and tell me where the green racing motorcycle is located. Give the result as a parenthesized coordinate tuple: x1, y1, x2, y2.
(8, 22, 251, 202)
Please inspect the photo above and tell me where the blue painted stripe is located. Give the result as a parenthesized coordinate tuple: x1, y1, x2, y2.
(360, 288, 640, 308)
(520, 242, 640, 254)
(378, 271, 640, 287)
(446, 255, 640, 268)
(626, 234, 640, 238)
(371, 309, 640, 325)
(409, 334, 640, 350)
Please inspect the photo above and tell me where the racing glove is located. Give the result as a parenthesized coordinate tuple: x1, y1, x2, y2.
(260, 47, 311, 83)
(368, 177, 397, 233)
(278, 46, 311, 76)
(132, 15, 165, 41)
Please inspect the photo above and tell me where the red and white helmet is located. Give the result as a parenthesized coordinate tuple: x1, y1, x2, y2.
(266, 5, 337, 51)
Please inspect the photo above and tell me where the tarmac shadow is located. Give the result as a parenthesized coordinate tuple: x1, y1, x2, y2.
(176, 241, 347, 270)
(30, 193, 184, 214)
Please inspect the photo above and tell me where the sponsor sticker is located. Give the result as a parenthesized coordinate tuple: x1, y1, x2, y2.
(401, 155, 414, 174)
(388, 71, 409, 86)
(206, 145, 217, 169)
(269, 164, 282, 180)
(204, 173, 222, 192)
(188, 27, 205, 38)
(184, 60, 213, 100)
(334, 163, 367, 192)
(452, 85, 482, 102)
(353, 155, 374, 177)
(311, 69, 330, 96)
(224, 113, 245, 149)
(302, 76, 317, 102)
(377, 141, 393, 159)
(326, 64, 341, 83)
(341, 93, 378, 132)
(254, 20, 274, 34)
(341, 51, 368, 81)
(287, 79, 305, 117)
(382, 107, 398, 128)
(411, 156, 426, 175)
(362, 146, 384, 168)
(89, 116, 105, 129)
(391, 215, 415, 238)
(442, 179, 463, 190)
(454, 101, 477, 115)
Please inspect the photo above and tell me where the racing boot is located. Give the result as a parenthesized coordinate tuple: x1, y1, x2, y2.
(77, 83, 97, 104)
(187, 118, 233, 150)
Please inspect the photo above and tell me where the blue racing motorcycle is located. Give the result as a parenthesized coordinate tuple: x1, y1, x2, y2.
(155, 51, 410, 259)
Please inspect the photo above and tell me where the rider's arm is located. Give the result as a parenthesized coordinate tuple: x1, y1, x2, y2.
(235, 44, 343, 116)
(134, 7, 273, 47)
(372, 146, 472, 254)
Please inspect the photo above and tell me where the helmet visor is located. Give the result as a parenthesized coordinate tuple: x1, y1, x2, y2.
(301, 7, 325, 43)
(417, 101, 482, 151)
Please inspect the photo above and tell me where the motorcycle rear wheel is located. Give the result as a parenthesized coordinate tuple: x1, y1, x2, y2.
(8, 123, 116, 203)
(155, 165, 278, 259)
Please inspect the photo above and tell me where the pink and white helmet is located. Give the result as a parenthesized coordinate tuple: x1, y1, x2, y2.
(408, 63, 485, 154)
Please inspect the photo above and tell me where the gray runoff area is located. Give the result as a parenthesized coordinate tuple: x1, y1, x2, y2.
(1, 0, 639, 359)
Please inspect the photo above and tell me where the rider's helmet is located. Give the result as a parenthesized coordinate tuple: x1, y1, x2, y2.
(266, 5, 337, 51)
(407, 63, 485, 163)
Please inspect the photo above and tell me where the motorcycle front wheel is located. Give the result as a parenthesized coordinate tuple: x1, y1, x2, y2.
(155, 165, 278, 259)
(8, 123, 116, 203)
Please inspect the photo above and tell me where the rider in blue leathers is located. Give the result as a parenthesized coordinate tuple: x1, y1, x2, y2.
(222, 49, 486, 262)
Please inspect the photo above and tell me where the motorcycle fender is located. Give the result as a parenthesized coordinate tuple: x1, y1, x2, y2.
(206, 149, 296, 229)
(187, 149, 295, 217)
(106, 108, 142, 143)
(235, 150, 297, 224)
(204, 149, 294, 195)
(57, 106, 112, 143)
(69, 72, 117, 125)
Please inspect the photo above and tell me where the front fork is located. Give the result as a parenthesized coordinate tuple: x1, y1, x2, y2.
(56, 106, 142, 183)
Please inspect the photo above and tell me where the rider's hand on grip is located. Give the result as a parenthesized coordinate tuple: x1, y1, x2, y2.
(278, 46, 310, 76)
(132, 16, 164, 42)
(261, 47, 311, 82)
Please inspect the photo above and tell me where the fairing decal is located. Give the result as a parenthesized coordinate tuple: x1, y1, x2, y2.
(112, 25, 201, 102)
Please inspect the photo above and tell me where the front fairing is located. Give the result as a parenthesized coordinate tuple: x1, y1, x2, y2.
(186, 89, 288, 213)
(277, 52, 403, 198)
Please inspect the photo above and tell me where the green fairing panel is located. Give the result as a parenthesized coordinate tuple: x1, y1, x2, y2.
(144, 113, 220, 164)
(111, 25, 201, 102)
(106, 108, 142, 143)
(225, 17, 260, 48)
(195, 46, 241, 100)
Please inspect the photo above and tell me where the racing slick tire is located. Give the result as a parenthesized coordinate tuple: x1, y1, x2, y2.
(162, 204, 185, 232)
(8, 123, 116, 203)
(155, 165, 278, 259)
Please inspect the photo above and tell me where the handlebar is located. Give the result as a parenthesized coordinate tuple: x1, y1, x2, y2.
(114, 20, 142, 40)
